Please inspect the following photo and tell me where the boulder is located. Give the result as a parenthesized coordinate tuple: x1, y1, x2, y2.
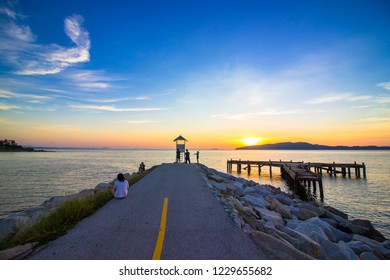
(94, 182, 112, 192)
(286, 220, 330, 242)
(270, 198, 292, 219)
(206, 174, 226, 183)
(350, 219, 386, 242)
(0, 216, 29, 241)
(274, 193, 293, 206)
(254, 207, 284, 227)
(243, 187, 258, 196)
(337, 241, 360, 260)
(293, 207, 318, 221)
(210, 181, 227, 192)
(360, 252, 380, 260)
(241, 195, 270, 209)
(224, 183, 244, 197)
(305, 217, 337, 242)
(275, 224, 321, 259)
(249, 231, 314, 260)
(346, 241, 373, 255)
(323, 205, 348, 219)
(123, 173, 132, 180)
(311, 232, 357, 260)
(352, 234, 382, 249)
(299, 203, 326, 217)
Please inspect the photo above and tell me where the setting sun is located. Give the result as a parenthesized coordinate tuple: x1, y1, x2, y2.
(242, 137, 261, 146)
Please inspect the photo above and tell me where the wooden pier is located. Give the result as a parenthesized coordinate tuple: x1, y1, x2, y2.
(226, 159, 366, 200)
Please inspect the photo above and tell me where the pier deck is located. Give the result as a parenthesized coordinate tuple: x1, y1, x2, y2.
(226, 159, 366, 200)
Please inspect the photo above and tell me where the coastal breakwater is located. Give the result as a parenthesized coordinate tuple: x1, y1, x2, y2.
(1, 164, 389, 260)
(197, 164, 389, 260)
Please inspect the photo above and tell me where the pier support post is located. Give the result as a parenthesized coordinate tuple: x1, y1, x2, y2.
(363, 163, 366, 178)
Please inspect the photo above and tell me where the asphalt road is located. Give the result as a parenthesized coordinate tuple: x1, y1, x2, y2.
(28, 163, 267, 260)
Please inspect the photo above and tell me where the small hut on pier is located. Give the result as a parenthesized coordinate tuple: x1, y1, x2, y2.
(173, 135, 188, 162)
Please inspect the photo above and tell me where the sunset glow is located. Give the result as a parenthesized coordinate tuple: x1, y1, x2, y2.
(241, 138, 261, 147)
(1, 1, 389, 149)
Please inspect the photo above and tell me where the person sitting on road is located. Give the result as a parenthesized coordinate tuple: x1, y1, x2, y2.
(139, 162, 145, 173)
(111, 173, 129, 199)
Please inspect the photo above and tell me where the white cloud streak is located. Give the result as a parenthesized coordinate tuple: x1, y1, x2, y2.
(70, 104, 169, 112)
(377, 82, 390, 91)
(0, 89, 51, 102)
(0, 6, 90, 75)
(306, 93, 372, 105)
(0, 102, 22, 110)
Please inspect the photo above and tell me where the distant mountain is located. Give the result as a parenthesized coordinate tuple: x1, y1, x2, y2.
(236, 142, 390, 150)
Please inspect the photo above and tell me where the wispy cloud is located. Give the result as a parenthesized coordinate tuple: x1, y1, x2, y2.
(66, 70, 126, 91)
(377, 82, 390, 91)
(0, 5, 90, 75)
(69, 104, 169, 112)
(0, 102, 22, 110)
(306, 93, 372, 105)
(0, 89, 51, 103)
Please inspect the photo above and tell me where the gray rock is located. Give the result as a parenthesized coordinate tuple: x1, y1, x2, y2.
(275, 224, 321, 259)
(383, 240, 390, 250)
(293, 207, 319, 220)
(286, 220, 330, 242)
(352, 234, 382, 249)
(224, 183, 244, 196)
(249, 231, 314, 260)
(270, 198, 292, 219)
(210, 181, 227, 192)
(254, 207, 284, 227)
(206, 174, 226, 183)
(305, 217, 337, 242)
(337, 241, 359, 260)
(123, 173, 132, 180)
(360, 251, 380, 260)
(274, 193, 293, 206)
(0, 216, 29, 241)
(346, 241, 373, 255)
(243, 187, 258, 196)
(241, 195, 270, 209)
(324, 205, 348, 219)
(299, 203, 326, 217)
(94, 182, 112, 192)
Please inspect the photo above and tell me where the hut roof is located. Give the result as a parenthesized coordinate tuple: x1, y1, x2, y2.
(173, 135, 188, 142)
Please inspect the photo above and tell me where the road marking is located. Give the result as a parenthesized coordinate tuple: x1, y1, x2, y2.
(152, 197, 168, 260)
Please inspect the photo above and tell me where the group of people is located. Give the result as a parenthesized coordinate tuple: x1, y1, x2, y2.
(176, 148, 199, 164)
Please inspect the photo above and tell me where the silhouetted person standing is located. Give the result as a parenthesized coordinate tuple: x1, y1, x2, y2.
(185, 149, 191, 164)
(194, 151, 199, 163)
(176, 148, 181, 163)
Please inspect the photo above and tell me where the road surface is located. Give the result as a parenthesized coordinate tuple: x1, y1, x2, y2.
(28, 163, 267, 260)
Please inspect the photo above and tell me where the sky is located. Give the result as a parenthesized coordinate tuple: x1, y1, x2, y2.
(0, 0, 389, 149)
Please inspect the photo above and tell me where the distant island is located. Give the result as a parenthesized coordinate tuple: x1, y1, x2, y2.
(0, 139, 47, 152)
(236, 142, 390, 150)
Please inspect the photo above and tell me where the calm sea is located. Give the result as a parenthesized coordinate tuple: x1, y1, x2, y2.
(0, 149, 389, 238)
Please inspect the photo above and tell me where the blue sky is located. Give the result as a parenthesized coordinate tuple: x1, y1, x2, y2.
(1, 0, 390, 148)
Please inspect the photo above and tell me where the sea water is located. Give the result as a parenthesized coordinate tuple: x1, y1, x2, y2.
(0, 149, 389, 238)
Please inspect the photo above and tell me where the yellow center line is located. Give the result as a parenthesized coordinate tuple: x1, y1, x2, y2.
(152, 197, 168, 260)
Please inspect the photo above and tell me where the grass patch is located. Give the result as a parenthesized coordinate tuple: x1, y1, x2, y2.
(0, 166, 158, 251)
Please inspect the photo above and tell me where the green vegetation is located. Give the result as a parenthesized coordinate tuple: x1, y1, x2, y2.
(0, 166, 157, 251)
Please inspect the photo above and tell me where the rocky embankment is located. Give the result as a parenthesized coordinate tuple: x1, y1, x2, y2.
(198, 164, 390, 260)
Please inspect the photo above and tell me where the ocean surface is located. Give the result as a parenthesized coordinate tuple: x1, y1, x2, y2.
(0, 149, 389, 238)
